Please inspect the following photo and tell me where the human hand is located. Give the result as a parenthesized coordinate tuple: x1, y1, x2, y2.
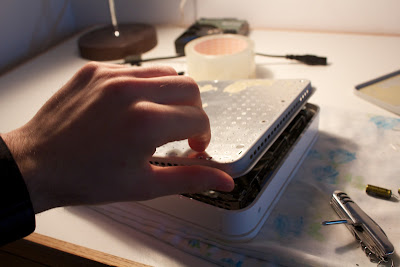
(1, 62, 234, 213)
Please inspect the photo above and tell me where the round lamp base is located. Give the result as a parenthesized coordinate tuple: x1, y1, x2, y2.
(78, 23, 157, 61)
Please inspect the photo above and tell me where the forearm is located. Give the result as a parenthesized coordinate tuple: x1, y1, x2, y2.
(0, 134, 36, 246)
(1, 131, 53, 214)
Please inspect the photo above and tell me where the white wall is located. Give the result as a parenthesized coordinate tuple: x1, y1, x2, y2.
(196, 0, 400, 34)
(0, 0, 192, 74)
(70, 0, 400, 35)
(70, 0, 196, 28)
(1, 0, 399, 74)
(0, 0, 76, 74)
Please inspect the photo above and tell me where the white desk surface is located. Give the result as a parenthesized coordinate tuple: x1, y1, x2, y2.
(1, 26, 399, 267)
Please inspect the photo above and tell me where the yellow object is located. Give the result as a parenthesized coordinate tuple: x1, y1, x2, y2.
(366, 184, 392, 200)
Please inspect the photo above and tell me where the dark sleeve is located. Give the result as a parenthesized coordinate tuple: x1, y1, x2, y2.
(0, 135, 35, 246)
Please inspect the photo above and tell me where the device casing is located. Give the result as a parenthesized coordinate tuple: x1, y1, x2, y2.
(140, 79, 319, 241)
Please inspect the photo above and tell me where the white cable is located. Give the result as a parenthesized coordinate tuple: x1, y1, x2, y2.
(108, 0, 120, 37)
(179, 0, 187, 25)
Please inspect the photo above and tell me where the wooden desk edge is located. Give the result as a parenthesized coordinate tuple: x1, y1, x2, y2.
(17, 232, 151, 266)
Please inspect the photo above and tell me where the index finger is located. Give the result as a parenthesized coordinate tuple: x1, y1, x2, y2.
(113, 65, 178, 78)
(132, 101, 211, 152)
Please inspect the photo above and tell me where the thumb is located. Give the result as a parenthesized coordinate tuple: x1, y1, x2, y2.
(150, 165, 234, 197)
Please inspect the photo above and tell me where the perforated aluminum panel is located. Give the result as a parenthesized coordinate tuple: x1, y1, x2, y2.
(150, 79, 313, 177)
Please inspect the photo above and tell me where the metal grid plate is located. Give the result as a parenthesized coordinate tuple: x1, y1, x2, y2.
(150, 79, 313, 177)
